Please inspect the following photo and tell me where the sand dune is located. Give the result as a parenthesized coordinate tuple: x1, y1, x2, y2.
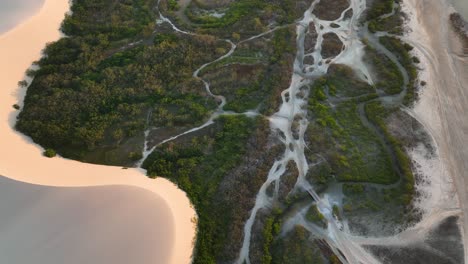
(0, 0, 196, 263)
(0, 0, 44, 34)
(0, 176, 174, 264)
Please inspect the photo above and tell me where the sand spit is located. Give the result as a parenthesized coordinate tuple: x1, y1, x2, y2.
(403, 0, 468, 262)
(0, 1, 196, 264)
(0, 176, 174, 264)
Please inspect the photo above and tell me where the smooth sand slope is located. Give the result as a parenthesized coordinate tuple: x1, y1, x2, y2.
(0, 0, 44, 34)
(0, 1, 196, 263)
(404, 0, 468, 262)
(0, 176, 173, 264)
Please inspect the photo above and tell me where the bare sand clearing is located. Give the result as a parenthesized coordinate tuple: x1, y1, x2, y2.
(0, 176, 174, 264)
(403, 0, 468, 262)
(0, 0, 196, 263)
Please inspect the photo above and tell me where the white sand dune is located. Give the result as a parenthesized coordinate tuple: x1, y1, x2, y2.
(0, 0, 44, 34)
(0, 1, 196, 263)
(0, 176, 174, 264)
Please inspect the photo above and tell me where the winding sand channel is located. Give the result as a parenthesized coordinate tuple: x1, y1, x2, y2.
(0, 0, 196, 263)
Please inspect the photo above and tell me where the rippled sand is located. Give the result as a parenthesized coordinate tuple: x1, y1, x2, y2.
(0, 0, 196, 263)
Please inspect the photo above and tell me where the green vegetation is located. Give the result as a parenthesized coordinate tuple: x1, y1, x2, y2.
(185, 0, 298, 31)
(343, 183, 365, 195)
(143, 115, 257, 263)
(321, 64, 375, 97)
(379, 36, 419, 105)
(307, 65, 397, 184)
(186, 0, 266, 28)
(203, 27, 296, 113)
(306, 39, 420, 232)
(167, 0, 180, 11)
(306, 205, 327, 228)
(332, 204, 341, 220)
(18, 0, 302, 261)
(272, 226, 325, 264)
(43, 148, 57, 158)
(16, 0, 426, 260)
(17, 0, 227, 165)
(364, 102, 415, 205)
(364, 44, 404, 95)
(366, 0, 404, 35)
(261, 214, 282, 264)
(366, 0, 394, 21)
(62, 0, 156, 40)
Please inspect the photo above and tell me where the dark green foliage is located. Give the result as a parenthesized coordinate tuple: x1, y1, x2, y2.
(128, 151, 142, 161)
(364, 45, 404, 95)
(271, 226, 324, 264)
(15, 0, 424, 259)
(167, 0, 179, 11)
(306, 205, 327, 228)
(16, 1, 225, 164)
(366, 0, 405, 36)
(332, 204, 341, 220)
(323, 64, 375, 97)
(270, 28, 295, 63)
(368, 10, 403, 34)
(12, 104, 20, 110)
(307, 66, 397, 185)
(366, 0, 394, 21)
(261, 214, 282, 264)
(204, 27, 296, 113)
(343, 183, 365, 195)
(186, 0, 266, 28)
(61, 0, 155, 40)
(185, 0, 298, 30)
(364, 102, 415, 205)
(378, 36, 419, 105)
(143, 115, 256, 263)
(43, 148, 57, 158)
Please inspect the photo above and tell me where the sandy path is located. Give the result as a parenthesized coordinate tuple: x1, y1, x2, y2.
(404, 0, 468, 262)
(0, 1, 196, 263)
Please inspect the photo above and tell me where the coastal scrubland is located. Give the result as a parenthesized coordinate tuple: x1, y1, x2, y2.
(16, 0, 428, 262)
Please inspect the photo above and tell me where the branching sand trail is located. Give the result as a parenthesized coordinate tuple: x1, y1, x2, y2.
(0, 1, 196, 263)
(1, 0, 465, 263)
(234, 0, 466, 263)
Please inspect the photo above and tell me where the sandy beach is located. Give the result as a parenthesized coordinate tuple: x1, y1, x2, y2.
(0, 0, 196, 263)
(403, 0, 468, 262)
